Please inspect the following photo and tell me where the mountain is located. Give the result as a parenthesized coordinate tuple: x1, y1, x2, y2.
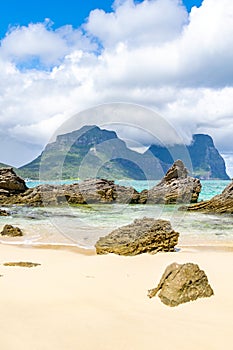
(18, 125, 164, 180)
(18, 127, 229, 180)
(0, 162, 12, 168)
(147, 134, 230, 180)
(0, 162, 18, 173)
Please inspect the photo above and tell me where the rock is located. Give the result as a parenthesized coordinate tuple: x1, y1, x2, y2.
(0, 209, 9, 216)
(140, 160, 202, 204)
(78, 178, 115, 203)
(148, 262, 214, 307)
(0, 164, 201, 206)
(0, 168, 27, 195)
(95, 218, 179, 255)
(3, 262, 41, 268)
(0, 189, 10, 196)
(163, 159, 188, 181)
(77, 178, 140, 204)
(0, 183, 84, 206)
(180, 181, 233, 214)
(114, 184, 140, 204)
(0, 224, 23, 237)
(0, 178, 140, 206)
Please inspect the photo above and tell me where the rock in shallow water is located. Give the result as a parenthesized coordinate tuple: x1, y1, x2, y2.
(0, 224, 23, 237)
(0, 168, 27, 196)
(148, 262, 214, 307)
(95, 218, 179, 256)
(0, 178, 140, 206)
(0, 161, 201, 206)
(0, 209, 9, 216)
(140, 160, 202, 204)
(180, 181, 233, 214)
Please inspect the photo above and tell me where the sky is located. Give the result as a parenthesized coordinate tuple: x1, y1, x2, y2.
(0, 0, 233, 177)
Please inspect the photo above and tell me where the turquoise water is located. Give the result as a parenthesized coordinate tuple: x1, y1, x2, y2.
(26, 179, 231, 201)
(0, 180, 232, 249)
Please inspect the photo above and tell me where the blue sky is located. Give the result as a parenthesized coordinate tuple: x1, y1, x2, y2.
(0, 1, 111, 38)
(0, 0, 233, 176)
(0, 0, 202, 38)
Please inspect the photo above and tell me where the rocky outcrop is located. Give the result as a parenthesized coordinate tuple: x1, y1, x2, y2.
(95, 218, 179, 255)
(0, 163, 201, 206)
(77, 178, 140, 204)
(0, 178, 140, 206)
(0, 224, 23, 237)
(181, 181, 233, 214)
(139, 160, 202, 204)
(0, 168, 27, 197)
(148, 262, 214, 307)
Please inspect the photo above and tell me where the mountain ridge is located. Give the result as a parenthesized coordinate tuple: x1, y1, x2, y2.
(148, 133, 229, 180)
(17, 126, 230, 180)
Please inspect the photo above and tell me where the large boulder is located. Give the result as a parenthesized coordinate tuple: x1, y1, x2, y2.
(0, 168, 27, 196)
(95, 218, 179, 255)
(0, 224, 23, 237)
(139, 160, 201, 204)
(181, 181, 233, 214)
(148, 262, 214, 307)
(77, 178, 139, 204)
(77, 178, 115, 203)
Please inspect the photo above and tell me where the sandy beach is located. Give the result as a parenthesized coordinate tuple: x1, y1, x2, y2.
(0, 244, 232, 350)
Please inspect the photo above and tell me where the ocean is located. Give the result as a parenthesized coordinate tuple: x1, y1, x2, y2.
(0, 180, 232, 249)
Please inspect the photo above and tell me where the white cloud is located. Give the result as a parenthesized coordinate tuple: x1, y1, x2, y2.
(176, 0, 233, 86)
(85, 0, 188, 48)
(0, 19, 95, 66)
(222, 153, 233, 179)
(0, 0, 233, 173)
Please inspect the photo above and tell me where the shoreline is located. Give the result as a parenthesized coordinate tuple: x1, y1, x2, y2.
(1, 241, 233, 255)
(0, 241, 96, 255)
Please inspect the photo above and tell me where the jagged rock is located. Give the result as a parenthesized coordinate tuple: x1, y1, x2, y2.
(0, 179, 140, 206)
(0, 164, 200, 206)
(180, 181, 233, 214)
(0, 209, 9, 216)
(0, 168, 27, 195)
(163, 159, 188, 181)
(0, 224, 23, 237)
(76, 178, 140, 204)
(0, 189, 10, 196)
(3, 262, 41, 268)
(95, 218, 179, 255)
(78, 178, 114, 203)
(77, 178, 118, 203)
(114, 184, 140, 204)
(140, 160, 201, 204)
(0, 183, 86, 206)
(148, 262, 214, 307)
